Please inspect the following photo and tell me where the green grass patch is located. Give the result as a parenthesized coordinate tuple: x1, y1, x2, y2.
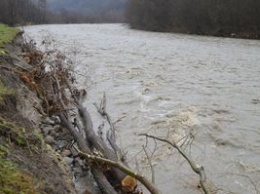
(0, 117, 44, 154)
(0, 23, 19, 54)
(0, 119, 27, 146)
(0, 117, 43, 194)
(0, 120, 41, 194)
(0, 157, 40, 194)
(0, 145, 8, 157)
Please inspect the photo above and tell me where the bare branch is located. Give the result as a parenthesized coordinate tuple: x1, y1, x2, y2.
(50, 70, 118, 194)
(95, 93, 124, 161)
(142, 145, 155, 184)
(74, 146, 162, 194)
(139, 133, 211, 194)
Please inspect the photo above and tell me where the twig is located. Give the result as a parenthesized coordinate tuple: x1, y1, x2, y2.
(94, 93, 124, 161)
(142, 145, 155, 184)
(113, 115, 126, 125)
(219, 173, 259, 194)
(139, 133, 211, 194)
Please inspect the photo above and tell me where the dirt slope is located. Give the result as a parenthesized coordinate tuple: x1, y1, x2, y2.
(0, 32, 77, 194)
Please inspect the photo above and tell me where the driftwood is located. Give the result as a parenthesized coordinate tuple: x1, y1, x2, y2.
(17, 43, 147, 194)
(139, 134, 211, 194)
(53, 71, 128, 193)
(75, 146, 161, 194)
(17, 39, 213, 194)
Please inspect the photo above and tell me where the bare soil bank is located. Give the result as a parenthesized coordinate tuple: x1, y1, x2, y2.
(0, 34, 77, 194)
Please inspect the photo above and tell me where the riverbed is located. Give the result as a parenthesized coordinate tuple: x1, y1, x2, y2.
(23, 24, 260, 194)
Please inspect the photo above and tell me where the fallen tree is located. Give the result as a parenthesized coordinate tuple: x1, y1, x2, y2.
(17, 37, 213, 194)
(18, 39, 148, 194)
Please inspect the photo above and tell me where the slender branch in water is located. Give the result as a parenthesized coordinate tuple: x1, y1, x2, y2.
(139, 133, 211, 194)
(142, 145, 155, 184)
(94, 93, 122, 160)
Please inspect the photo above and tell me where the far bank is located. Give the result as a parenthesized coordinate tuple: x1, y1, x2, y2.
(126, 0, 260, 40)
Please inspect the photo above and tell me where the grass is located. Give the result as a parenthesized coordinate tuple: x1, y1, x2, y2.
(0, 119, 42, 194)
(0, 117, 44, 150)
(0, 23, 19, 54)
(0, 154, 40, 194)
(0, 119, 27, 146)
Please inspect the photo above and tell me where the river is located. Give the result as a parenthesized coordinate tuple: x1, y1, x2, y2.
(23, 24, 260, 194)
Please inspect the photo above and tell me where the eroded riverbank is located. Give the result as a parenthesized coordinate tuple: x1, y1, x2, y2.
(0, 32, 78, 194)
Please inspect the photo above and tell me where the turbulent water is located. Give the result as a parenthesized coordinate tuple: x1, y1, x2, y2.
(24, 24, 260, 194)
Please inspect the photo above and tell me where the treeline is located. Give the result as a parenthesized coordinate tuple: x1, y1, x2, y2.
(0, 0, 47, 26)
(0, 0, 125, 25)
(48, 0, 126, 23)
(126, 0, 260, 39)
(46, 10, 125, 24)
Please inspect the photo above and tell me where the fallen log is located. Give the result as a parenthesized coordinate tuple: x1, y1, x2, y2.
(15, 36, 214, 194)
(19, 43, 145, 193)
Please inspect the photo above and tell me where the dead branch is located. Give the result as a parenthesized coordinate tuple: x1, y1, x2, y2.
(94, 93, 123, 160)
(17, 39, 128, 194)
(19, 40, 173, 194)
(53, 74, 118, 194)
(94, 93, 116, 137)
(220, 173, 259, 194)
(74, 146, 162, 194)
(56, 71, 142, 193)
(142, 145, 155, 184)
(139, 133, 211, 194)
(142, 136, 157, 185)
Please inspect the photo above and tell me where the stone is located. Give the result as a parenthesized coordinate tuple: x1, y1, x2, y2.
(64, 157, 74, 166)
(61, 149, 71, 157)
(53, 125, 61, 132)
(50, 116, 61, 124)
(57, 140, 67, 149)
(42, 117, 55, 125)
(45, 135, 55, 145)
(50, 130, 58, 138)
(41, 126, 52, 136)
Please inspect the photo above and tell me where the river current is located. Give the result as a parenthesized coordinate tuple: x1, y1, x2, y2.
(24, 24, 260, 194)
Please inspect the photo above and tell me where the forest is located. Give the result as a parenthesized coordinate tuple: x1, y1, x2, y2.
(0, 0, 47, 25)
(126, 0, 260, 39)
(1, 0, 260, 39)
(0, 0, 126, 25)
(48, 0, 126, 23)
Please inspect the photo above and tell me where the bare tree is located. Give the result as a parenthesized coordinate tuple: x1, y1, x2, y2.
(0, 0, 45, 25)
(38, 0, 47, 23)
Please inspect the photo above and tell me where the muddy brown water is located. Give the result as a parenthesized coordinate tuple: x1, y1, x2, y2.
(23, 24, 260, 194)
